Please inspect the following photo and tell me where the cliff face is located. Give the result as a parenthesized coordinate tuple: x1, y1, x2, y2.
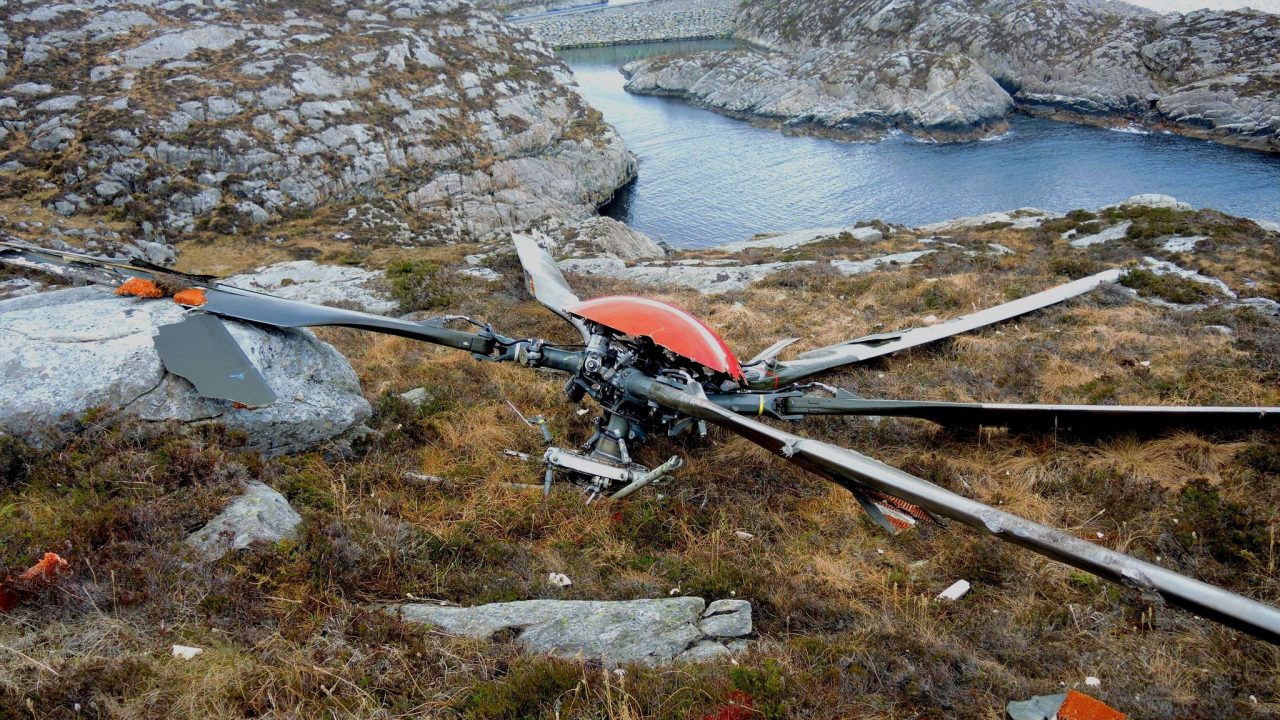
(0, 0, 635, 246)
(730, 0, 1279, 151)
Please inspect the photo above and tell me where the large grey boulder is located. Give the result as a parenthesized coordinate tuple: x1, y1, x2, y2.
(186, 481, 302, 561)
(569, 217, 666, 261)
(393, 597, 752, 666)
(0, 287, 371, 456)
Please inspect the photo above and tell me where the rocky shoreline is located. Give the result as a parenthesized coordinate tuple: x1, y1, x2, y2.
(729, 0, 1280, 152)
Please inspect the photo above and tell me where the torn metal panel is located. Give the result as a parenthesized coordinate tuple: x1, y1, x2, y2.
(154, 313, 278, 407)
(745, 268, 1122, 388)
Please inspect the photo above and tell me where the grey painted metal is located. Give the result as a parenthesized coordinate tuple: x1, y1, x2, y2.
(746, 269, 1123, 389)
(627, 372, 1280, 645)
(196, 286, 492, 352)
(512, 233, 590, 341)
(712, 393, 1280, 431)
(154, 313, 278, 407)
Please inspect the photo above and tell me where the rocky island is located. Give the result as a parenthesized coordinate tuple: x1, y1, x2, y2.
(619, 0, 1280, 150)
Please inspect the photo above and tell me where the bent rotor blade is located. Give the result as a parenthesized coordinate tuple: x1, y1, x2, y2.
(745, 269, 1122, 389)
(154, 313, 277, 407)
(512, 232, 589, 341)
(623, 371, 1280, 645)
(776, 395, 1280, 433)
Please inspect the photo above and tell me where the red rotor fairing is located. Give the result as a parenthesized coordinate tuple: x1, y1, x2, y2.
(566, 296, 743, 380)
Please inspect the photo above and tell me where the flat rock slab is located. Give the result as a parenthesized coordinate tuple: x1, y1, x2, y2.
(0, 287, 370, 456)
(225, 261, 395, 314)
(186, 481, 302, 560)
(717, 226, 883, 252)
(392, 597, 752, 666)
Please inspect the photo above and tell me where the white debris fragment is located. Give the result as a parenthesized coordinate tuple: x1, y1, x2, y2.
(936, 579, 971, 601)
(734, 530, 754, 540)
(172, 645, 204, 660)
(669, 587, 681, 596)
(548, 572, 572, 587)
(1085, 676, 1102, 688)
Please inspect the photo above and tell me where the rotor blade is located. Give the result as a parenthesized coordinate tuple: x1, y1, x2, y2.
(743, 337, 801, 367)
(623, 371, 1280, 645)
(154, 313, 278, 407)
(192, 285, 493, 353)
(724, 393, 1280, 433)
(745, 269, 1122, 389)
(1, 240, 497, 355)
(512, 232, 589, 341)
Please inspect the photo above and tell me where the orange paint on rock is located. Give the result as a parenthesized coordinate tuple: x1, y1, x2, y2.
(173, 288, 207, 306)
(1058, 690, 1126, 720)
(116, 277, 164, 299)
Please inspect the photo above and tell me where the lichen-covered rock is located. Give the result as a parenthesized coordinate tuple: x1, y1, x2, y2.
(0, 287, 371, 455)
(0, 0, 635, 242)
(392, 597, 751, 666)
(731, 0, 1280, 151)
(225, 261, 395, 314)
(624, 48, 1015, 142)
(568, 216, 666, 260)
(186, 481, 303, 560)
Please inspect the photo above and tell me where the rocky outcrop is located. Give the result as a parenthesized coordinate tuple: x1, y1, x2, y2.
(559, 248, 934, 293)
(392, 596, 751, 666)
(186, 481, 303, 561)
(0, 287, 370, 455)
(728, 0, 1280, 151)
(624, 48, 1015, 142)
(567, 216, 666, 259)
(0, 0, 635, 243)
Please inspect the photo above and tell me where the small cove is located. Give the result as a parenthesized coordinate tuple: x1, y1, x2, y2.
(561, 40, 1280, 248)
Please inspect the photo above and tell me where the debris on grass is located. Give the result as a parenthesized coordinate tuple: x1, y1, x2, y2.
(0, 552, 68, 612)
(171, 645, 204, 660)
(937, 579, 971, 601)
(1007, 690, 1126, 720)
(1058, 689, 1126, 720)
(548, 572, 572, 587)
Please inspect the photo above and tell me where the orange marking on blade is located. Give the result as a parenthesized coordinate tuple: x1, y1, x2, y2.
(115, 277, 164, 299)
(173, 288, 207, 306)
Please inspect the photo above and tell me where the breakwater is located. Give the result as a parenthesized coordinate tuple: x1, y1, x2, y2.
(513, 0, 736, 48)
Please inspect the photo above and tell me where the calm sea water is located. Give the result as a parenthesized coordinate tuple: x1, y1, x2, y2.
(560, 40, 1280, 248)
